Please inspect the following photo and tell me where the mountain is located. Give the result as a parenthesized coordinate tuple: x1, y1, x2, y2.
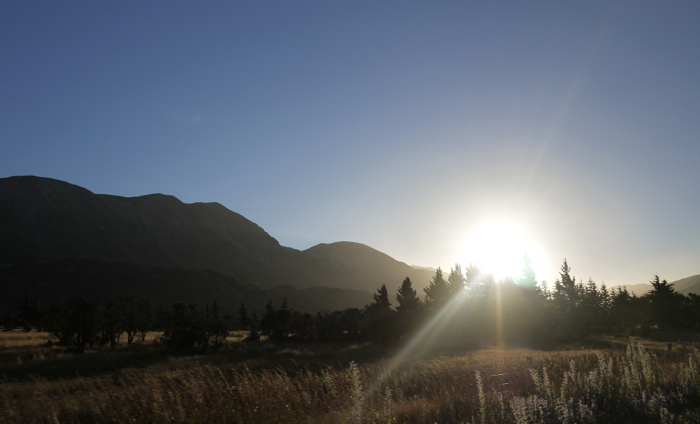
(606, 283, 653, 296)
(670, 274, 700, 295)
(0, 176, 433, 309)
(0, 257, 372, 314)
(607, 274, 700, 297)
(302, 242, 432, 296)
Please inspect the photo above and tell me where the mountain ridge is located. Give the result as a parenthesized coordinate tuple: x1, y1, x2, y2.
(0, 176, 434, 309)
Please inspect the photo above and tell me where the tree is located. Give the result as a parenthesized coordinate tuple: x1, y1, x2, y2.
(549, 259, 585, 340)
(644, 274, 684, 329)
(370, 284, 392, 313)
(206, 300, 230, 349)
(610, 287, 636, 333)
(364, 284, 394, 342)
(260, 299, 292, 341)
(424, 268, 449, 309)
(19, 294, 42, 324)
(396, 277, 422, 315)
(161, 303, 199, 349)
(100, 300, 122, 348)
(446, 264, 465, 297)
(516, 255, 537, 288)
(238, 303, 249, 330)
(115, 296, 152, 345)
(464, 263, 483, 291)
(552, 259, 580, 313)
(317, 308, 363, 342)
(48, 297, 100, 353)
(247, 310, 261, 341)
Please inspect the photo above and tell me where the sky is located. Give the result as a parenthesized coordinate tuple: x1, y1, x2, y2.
(2, 1, 699, 287)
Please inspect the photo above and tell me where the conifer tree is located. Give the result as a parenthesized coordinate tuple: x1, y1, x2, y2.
(424, 268, 448, 309)
(364, 284, 394, 342)
(645, 274, 683, 328)
(516, 255, 537, 288)
(447, 264, 465, 296)
(396, 277, 421, 314)
(370, 284, 392, 313)
(238, 303, 249, 330)
(465, 263, 482, 289)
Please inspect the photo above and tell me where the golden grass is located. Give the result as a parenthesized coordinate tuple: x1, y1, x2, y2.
(1, 331, 700, 423)
(0, 329, 56, 348)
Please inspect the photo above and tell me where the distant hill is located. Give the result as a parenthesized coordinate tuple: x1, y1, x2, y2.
(607, 283, 653, 296)
(302, 242, 433, 295)
(0, 257, 373, 314)
(607, 274, 700, 297)
(0, 176, 433, 309)
(411, 265, 437, 272)
(671, 274, 700, 295)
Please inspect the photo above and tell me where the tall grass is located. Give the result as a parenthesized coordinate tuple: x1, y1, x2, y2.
(2, 333, 700, 423)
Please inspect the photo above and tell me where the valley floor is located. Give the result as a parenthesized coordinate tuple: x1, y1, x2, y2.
(2, 330, 700, 423)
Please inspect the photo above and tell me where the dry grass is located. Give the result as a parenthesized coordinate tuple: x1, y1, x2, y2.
(2, 331, 700, 423)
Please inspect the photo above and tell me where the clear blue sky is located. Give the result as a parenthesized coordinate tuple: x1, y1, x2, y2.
(2, 1, 699, 287)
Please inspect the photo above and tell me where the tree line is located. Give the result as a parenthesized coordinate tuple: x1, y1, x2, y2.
(4, 257, 699, 351)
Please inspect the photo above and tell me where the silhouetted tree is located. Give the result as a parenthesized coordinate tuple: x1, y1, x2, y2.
(685, 293, 700, 330)
(610, 287, 636, 333)
(47, 297, 100, 353)
(549, 259, 585, 339)
(396, 277, 422, 315)
(317, 308, 363, 341)
(464, 263, 483, 291)
(115, 296, 152, 344)
(161, 303, 199, 349)
(205, 300, 230, 349)
(364, 284, 394, 342)
(238, 303, 249, 330)
(644, 274, 684, 329)
(369, 284, 392, 313)
(424, 268, 449, 310)
(516, 255, 537, 288)
(100, 300, 122, 348)
(447, 264, 465, 296)
(18, 294, 42, 325)
(246, 310, 261, 341)
(260, 299, 292, 341)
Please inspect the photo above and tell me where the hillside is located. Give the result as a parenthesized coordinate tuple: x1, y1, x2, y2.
(671, 274, 700, 295)
(607, 274, 700, 297)
(607, 283, 653, 296)
(0, 176, 433, 307)
(0, 257, 373, 315)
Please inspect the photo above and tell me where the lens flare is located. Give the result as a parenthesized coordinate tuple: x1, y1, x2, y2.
(460, 222, 547, 282)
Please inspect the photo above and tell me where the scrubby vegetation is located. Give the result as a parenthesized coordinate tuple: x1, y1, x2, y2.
(2, 258, 700, 422)
(2, 331, 700, 423)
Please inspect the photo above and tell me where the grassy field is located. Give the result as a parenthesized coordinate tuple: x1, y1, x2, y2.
(2, 330, 700, 423)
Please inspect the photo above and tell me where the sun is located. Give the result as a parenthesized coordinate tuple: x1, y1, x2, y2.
(460, 222, 547, 282)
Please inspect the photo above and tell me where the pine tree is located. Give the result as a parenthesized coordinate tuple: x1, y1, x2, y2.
(645, 274, 683, 328)
(447, 264, 465, 296)
(238, 303, 249, 330)
(424, 268, 448, 309)
(553, 259, 579, 312)
(465, 263, 482, 289)
(371, 284, 392, 313)
(396, 277, 421, 314)
(516, 255, 537, 288)
(362, 284, 395, 342)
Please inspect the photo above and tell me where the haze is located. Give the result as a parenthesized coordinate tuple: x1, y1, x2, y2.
(2, 2, 699, 286)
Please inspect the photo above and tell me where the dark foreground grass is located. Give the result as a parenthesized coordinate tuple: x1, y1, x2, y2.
(2, 331, 700, 423)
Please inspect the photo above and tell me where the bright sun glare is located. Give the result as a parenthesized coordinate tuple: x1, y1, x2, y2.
(461, 222, 547, 282)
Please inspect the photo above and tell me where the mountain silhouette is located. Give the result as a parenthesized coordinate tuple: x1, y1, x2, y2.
(0, 176, 433, 311)
(607, 274, 700, 297)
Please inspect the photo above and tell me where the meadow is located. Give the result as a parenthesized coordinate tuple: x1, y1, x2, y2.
(2, 330, 700, 423)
